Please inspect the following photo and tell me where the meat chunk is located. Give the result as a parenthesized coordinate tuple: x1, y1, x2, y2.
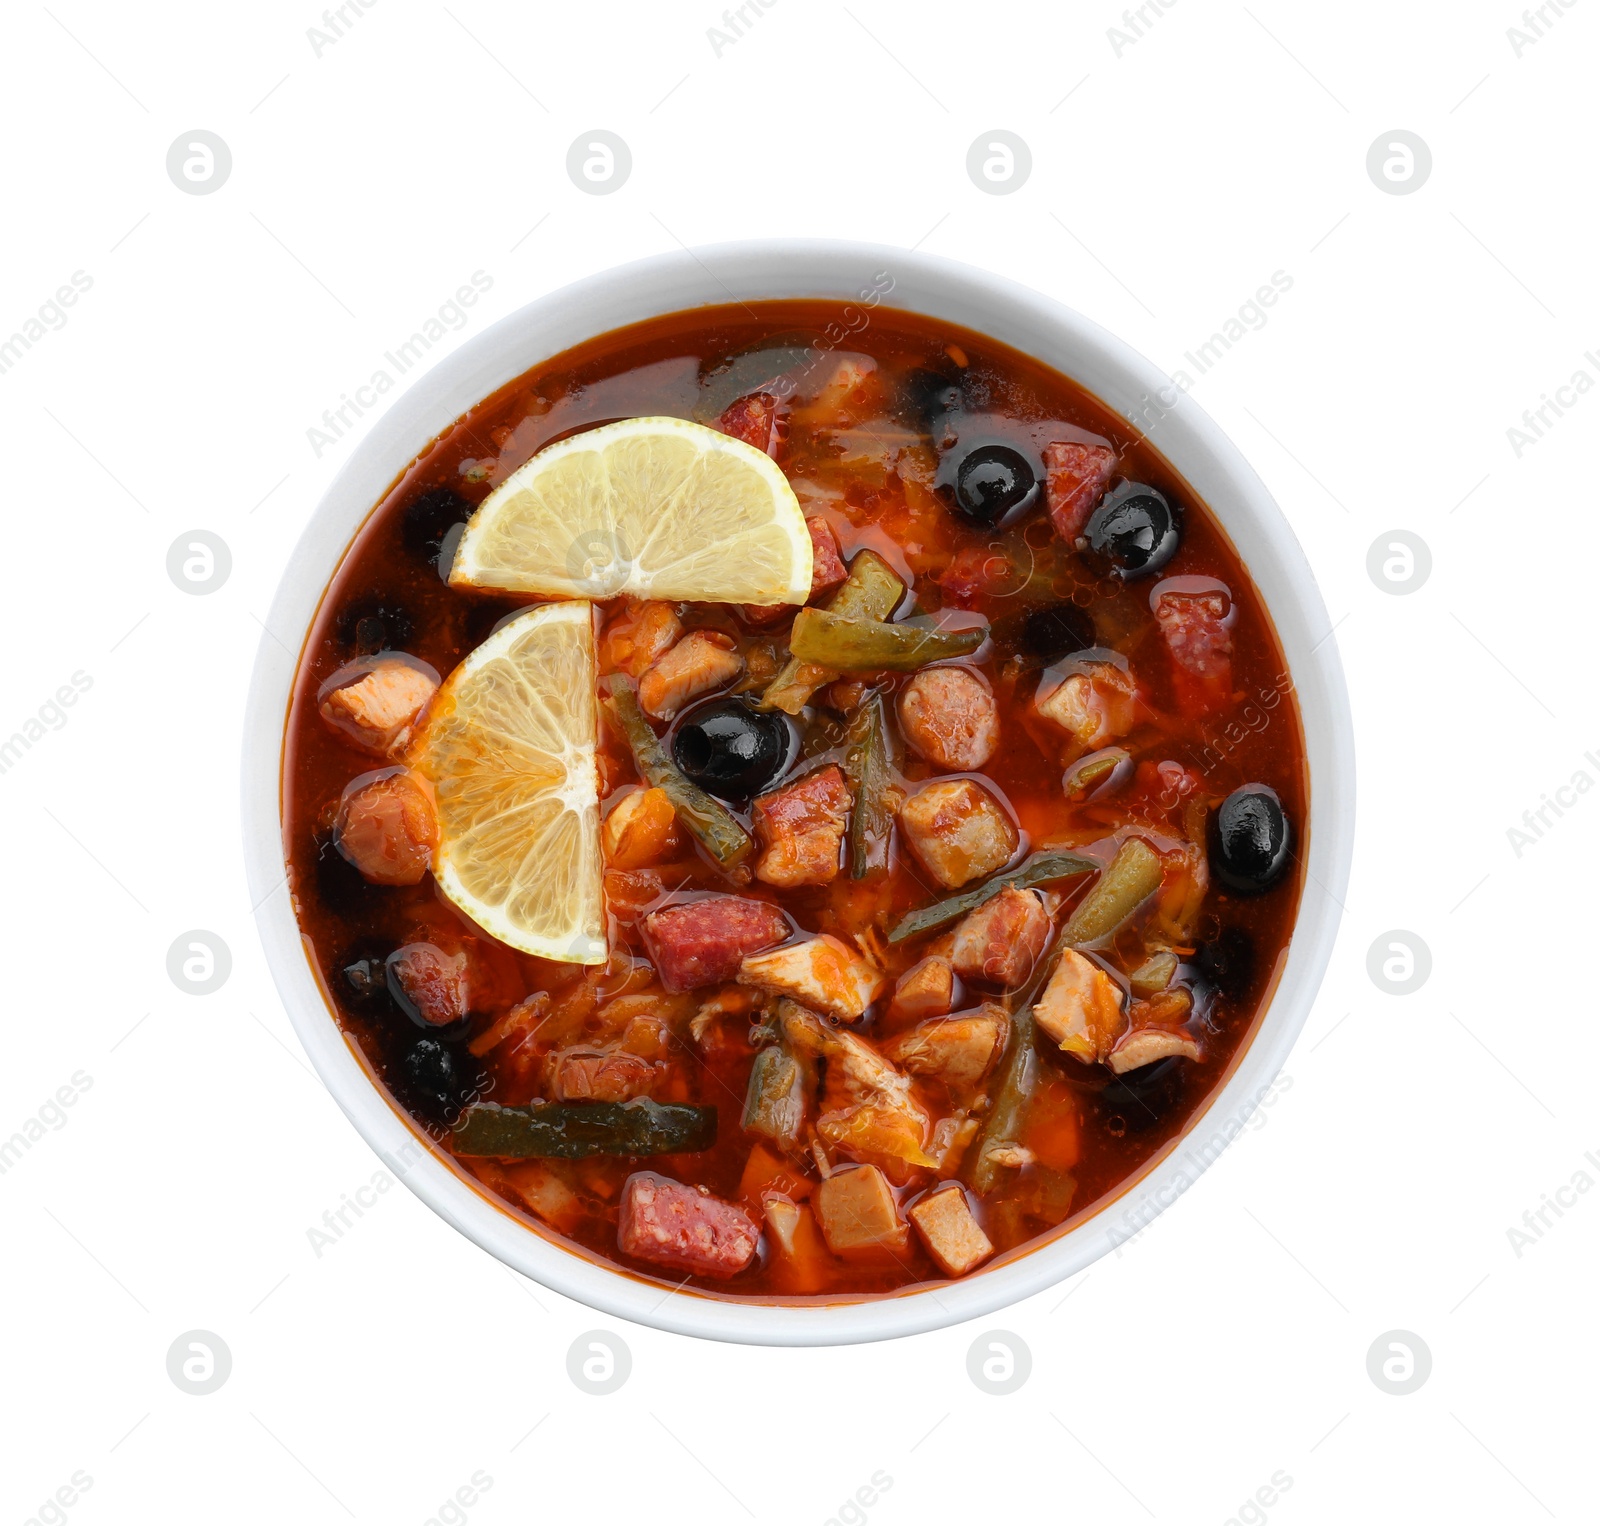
(883, 1009, 1007, 1089)
(617, 1172, 760, 1279)
(753, 764, 852, 888)
(546, 1048, 660, 1102)
(739, 936, 886, 1023)
(716, 391, 778, 454)
(1108, 1029, 1201, 1074)
(599, 599, 682, 679)
(386, 942, 470, 1027)
(897, 667, 1000, 771)
(644, 896, 789, 992)
(1033, 949, 1125, 1063)
(1044, 441, 1118, 542)
(952, 887, 1052, 988)
(909, 1185, 994, 1277)
(334, 769, 438, 886)
(814, 1165, 908, 1257)
(1154, 584, 1234, 717)
(638, 630, 743, 720)
(898, 778, 1018, 890)
(319, 656, 438, 757)
(887, 956, 955, 1025)
(602, 786, 681, 870)
(805, 515, 849, 595)
(1036, 660, 1139, 752)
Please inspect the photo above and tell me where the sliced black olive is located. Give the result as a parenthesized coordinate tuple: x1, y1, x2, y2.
(335, 598, 416, 655)
(1021, 602, 1095, 662)
(671, 699, 792, 801)
(1085, 482, 1179, 578)
(401, 486, 471, 575)
(1209, 785, 1292, 894)
(337, 939, 398, 1017)
(1196, 925, 1256, 999)
(391, 1035, 486, 1128)
(1097, 1056, 1185, 1133)
(949, 443, 1040, 526)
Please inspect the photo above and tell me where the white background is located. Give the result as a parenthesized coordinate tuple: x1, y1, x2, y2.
(1, 1, 1595, 1522)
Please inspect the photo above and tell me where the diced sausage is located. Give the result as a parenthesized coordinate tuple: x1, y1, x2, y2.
(617, 1172, 760, 1279)
(882, 1009, 1007, 1089)
(753, 764, 852, 888)
(952, 887, 1051, 987)
(716, 392, 778, 454)
(937, 545, 1016, 610)
(805, 515, 848, 595)
(1154, 584, 1234, 717)
(1033, 949, 1125, 1062)
(602, 786, 682, 870)
(898, 778, 1018, 890)
(908, 1184, 994, 1277)
(599, 599, 682, 679)
(319, 656, 439, 757)
(334, 769, 438, 886)
(814, 1164, 908, 1257)
(887, 956, 955, 1025)
(643, 896, 789, 992)
(1044, 441, 1117, 543)
(546, 1048, 660, 1102)
(386, 942, 470, 1027)
(1035, 660, 1139, 751)
(638, 630, 743, 720)
(739, 936, 886, 1022)
(897, 667, 1000, 771)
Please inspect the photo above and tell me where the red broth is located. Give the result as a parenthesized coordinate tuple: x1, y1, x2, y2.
(283, 301, 1306, 1299)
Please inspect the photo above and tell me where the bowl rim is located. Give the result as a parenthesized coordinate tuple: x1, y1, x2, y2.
(242, 238, 1355, 1346)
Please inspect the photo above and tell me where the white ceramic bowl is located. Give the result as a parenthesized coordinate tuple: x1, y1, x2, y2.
(243, 240, 1354, 1346)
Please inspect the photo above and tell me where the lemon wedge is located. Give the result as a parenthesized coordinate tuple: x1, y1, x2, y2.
(408, 601, 605, 963)
(448, 416, 811, 603)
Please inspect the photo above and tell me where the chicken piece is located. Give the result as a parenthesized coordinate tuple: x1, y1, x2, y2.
(739, 936, 885, 1023)
(898, 778, 1018, 890)
(497, 1162, 584, 1234)
(602, 786, 681, 870)
(929, 1113, 980, 1175)
(716, 391, 778, 454)
(887, 956, 955, 1025)
(882, 1008, 1007, 1089)
(599, 599, 682, 679)
(638, 630, 743, 720)
(319, 657, 438, 757)
(1035, 660, 1139, 752)
(1154, 584, 1234, 717)
(1033, 949, 1126, 1063)
(1044, 441, 1117, 543)
(897, 667, 1000, 772)
(1108, 1029, 1201, 1074)
(952, 887, 1052, 988)
(752, 764, 852, 889)
(545, 1047, 660, 1103)
(908, 1184, 995, 1277)
(334, 769, 438, 886)
(617, 1172, 760, 1279)
(644, 897, 789, 993)
(386, 942, 470, 1027)
(814, 1164, 908, 1257)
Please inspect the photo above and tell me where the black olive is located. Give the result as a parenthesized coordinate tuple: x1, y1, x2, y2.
(671, 699, 792, 800)
(336, 939, 399, 1017)
(950, 443, 1039, 525)
(1209, 785, 1292, 894)
(313, 828, 377, 917)
(1098, 1056, 1185, 1133)
(1196, 926, 1256, 1000)
(1021, 602, 1096, 663)
(335, 598, 416, 655)
(1085, 482, 1179, 578)
(391, 1035, 486, 1128)
(401, 486, 471, 574)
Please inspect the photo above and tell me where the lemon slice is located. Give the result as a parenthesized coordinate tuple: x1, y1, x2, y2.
(408, 601, 605, 964)
(449, 416, 812, 603)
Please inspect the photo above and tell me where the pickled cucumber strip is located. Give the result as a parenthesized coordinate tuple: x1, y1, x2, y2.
(453, 1100, 717, 1158)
